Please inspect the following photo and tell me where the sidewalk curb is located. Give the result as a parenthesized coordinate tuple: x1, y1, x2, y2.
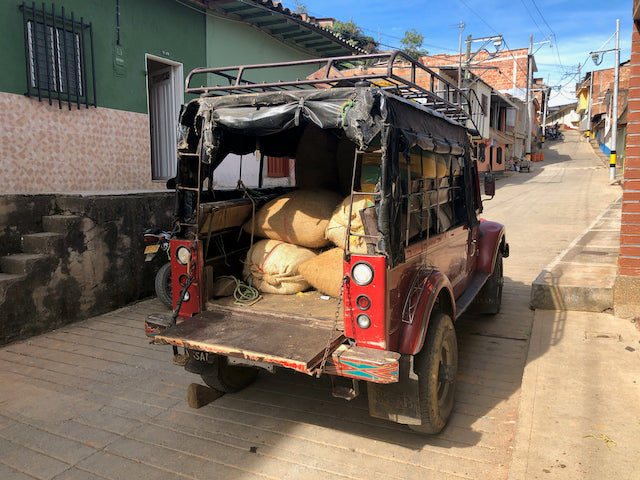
(530, 195, 622, 312)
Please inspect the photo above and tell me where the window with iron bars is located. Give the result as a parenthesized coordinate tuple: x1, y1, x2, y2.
(21, 2, 96, 109)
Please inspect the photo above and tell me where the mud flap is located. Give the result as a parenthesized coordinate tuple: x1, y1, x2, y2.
(367, 354, 421, 425)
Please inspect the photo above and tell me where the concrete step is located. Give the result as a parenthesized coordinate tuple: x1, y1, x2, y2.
(22, 232, 64, 255)
(0, 253, 51, 275)
(42, 215, 82, 234)
(530, 198, 621, 313)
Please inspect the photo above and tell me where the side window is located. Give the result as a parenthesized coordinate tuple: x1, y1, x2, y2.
(21, 3, 96, 108)
(405, 151, 467, 245)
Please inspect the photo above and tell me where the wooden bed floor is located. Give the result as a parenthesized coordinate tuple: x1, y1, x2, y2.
(206, 290, 343, 330)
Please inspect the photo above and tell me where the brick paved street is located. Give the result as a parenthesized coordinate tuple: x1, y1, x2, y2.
(0, 131, 621, 479)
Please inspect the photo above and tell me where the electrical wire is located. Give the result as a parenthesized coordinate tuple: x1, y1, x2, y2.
(519, 0, 545, 38)
(457, 0, 498, 35)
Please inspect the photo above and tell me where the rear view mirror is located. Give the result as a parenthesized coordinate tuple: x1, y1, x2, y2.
(484, 173, 495, 197)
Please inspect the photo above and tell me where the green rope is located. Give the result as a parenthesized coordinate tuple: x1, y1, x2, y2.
(340, 100, 355, 127)
(218, 275, 261, 305)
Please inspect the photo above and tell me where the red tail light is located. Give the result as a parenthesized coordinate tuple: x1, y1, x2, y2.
(343, 255, 387, 349)
(170, 239, 203, 318)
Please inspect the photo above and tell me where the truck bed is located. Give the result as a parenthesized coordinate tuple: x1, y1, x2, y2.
(206, 291, 342, 330)
(155, 291, 345, 375)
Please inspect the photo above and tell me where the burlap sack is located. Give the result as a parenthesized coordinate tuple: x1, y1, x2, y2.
(243, 239, 316, 294)
(325, 196, 372, 254)
(243, 189, 342, 248)
(299, 248, 344, 298)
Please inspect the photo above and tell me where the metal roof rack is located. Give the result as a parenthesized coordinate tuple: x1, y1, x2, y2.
(184, 51, 482, 132)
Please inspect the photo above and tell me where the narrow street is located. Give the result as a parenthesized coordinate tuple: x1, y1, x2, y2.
(0, 130, 623, 480)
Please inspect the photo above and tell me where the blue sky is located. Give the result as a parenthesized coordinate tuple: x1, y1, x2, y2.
(283, 0, 632, 106)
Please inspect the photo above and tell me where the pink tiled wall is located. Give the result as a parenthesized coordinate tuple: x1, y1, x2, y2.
(1, 92, 164, 194)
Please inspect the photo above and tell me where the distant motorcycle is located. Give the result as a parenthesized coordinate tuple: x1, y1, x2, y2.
(546, 126, 564, 141)
(143, 228, 173, 308)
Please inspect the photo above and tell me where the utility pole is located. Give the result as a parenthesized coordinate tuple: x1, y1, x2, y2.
(610, 19, 620, 181)
(526, 36, 532, 160)
(587, 71, 593, 138)
(541, 87, 549, 144)
(464, 34, 472, 86)
(589, 19, 621, 180)
(464, 33, 503, 86)
(457, 22, 465, 89)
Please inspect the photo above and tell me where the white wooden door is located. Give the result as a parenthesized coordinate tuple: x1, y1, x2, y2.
(149, 66, 178, 181)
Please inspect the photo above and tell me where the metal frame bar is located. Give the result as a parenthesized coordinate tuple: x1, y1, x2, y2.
(80, 15, 88, 108)
(184, 51, 480, 129)
(71, 11, 80, 109)
(51, 3, 62, 109)
(61, 6, 71, 109)
(41, 2, 53, 106)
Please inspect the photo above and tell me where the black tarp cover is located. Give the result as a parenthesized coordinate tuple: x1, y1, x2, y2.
(181, 86, 474, 266)
(187, 86, 470, 166)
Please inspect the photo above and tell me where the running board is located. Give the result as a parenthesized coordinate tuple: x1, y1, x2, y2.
(455, 271, 490, 319)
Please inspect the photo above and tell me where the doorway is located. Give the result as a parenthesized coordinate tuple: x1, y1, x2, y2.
(146, 55, 183, 181)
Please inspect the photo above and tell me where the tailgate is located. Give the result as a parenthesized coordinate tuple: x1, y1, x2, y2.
(154, 310, 345, 376)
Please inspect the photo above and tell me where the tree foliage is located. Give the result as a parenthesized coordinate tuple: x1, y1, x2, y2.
(400, 29, 428, 59)
(292, 0, 308, 15)
(328, 20, 378, 53)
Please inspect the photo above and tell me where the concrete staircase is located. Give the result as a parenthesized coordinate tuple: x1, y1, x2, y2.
(0, 215, 81, 300)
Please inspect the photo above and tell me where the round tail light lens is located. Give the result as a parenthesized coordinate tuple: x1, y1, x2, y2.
(176, 246, 191, 265)
(356, 314, 371, 329)
(351, 262, 374, 286)
(356, 295, 371, 310)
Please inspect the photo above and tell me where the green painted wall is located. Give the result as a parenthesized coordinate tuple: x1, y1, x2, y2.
(1, 0, 206, 113)
(2, 1, 330, 113)
(204, 14, 319, 85)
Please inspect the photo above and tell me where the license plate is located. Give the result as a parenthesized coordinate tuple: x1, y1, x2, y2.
(144, 244, 160, 255)
(192, 351, 209, 362)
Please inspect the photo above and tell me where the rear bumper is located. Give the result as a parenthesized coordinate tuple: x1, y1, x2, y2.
(325, 344, 400, 384)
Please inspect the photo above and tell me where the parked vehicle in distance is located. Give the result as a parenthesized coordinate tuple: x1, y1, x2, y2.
(144, 52, 508, 434)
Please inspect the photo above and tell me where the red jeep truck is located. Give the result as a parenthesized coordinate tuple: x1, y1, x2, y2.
(145, 52, 508, 434)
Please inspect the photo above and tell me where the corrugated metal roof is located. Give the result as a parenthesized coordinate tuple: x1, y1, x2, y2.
(198, 0, 364, 56)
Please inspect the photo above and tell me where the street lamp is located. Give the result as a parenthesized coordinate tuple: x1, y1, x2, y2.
(590, 19, 620, 181)
(464, 34, 503, 85)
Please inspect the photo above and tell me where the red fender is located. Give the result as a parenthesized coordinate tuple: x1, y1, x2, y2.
(477, 220, 507, 274)
(397, 269, 455, 355)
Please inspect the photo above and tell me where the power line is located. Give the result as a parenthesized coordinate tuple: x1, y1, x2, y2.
(457, 0, 498, 35)
(358, 25, 459, 53)
(529, 0, 555, 37)
(519, 0, 545, 38)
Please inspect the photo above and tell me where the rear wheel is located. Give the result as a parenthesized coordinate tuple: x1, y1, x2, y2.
(200, 355, 258, 393)
(155, 262, 173, 309)
(410, 312, 458, 434)
(483, 252, 503, 314)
